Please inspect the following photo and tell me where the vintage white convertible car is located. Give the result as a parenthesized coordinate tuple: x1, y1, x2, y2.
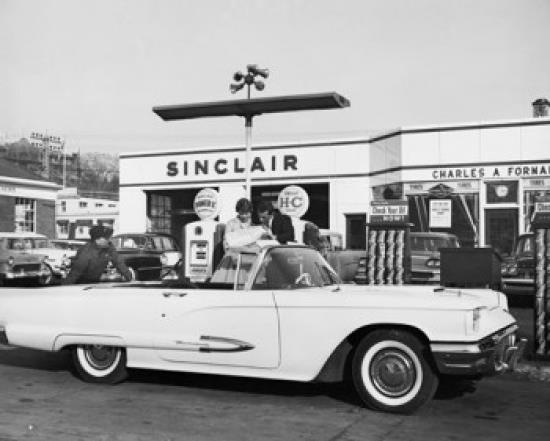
(0, 242, 525, 414)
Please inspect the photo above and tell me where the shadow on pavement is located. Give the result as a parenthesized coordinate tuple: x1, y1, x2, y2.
(128, 368, 364, 406)
(0, 347, 71, 372)
(434, 376, 479, 400)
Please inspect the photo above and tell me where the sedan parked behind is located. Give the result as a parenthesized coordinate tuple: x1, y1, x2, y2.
(501, 233, 535, 296)
(409, 232, 460, 283)
(0, 233, 52, 286)
(110, 233, 182, 281)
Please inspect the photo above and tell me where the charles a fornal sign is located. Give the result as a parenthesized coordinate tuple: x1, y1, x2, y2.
(193, 188, 221, 220)
(278, 185, 309, 218)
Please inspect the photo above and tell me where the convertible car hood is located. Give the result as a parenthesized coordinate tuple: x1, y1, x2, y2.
(337, 284, 506, 311)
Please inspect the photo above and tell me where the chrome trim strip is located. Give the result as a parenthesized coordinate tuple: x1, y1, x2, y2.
(430, 343, 481, 354)
(171, 336, 255, 353)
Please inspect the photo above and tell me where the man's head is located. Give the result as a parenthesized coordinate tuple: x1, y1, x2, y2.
(257, 200, 274, 226)
(89, 225, 113, 248)
(235, 198, 253, 223)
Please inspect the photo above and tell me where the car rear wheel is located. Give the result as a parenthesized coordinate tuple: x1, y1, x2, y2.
(71, 345, 128, 384)
(351, 329, 438, 414)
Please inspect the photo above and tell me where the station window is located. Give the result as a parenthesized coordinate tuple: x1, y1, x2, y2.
(14, 198, 35, 232)
(58, 222, 69, 235)
(79, 201, 88, 208)
(61, 201, 66, 212)
(148, 194, 171, 233)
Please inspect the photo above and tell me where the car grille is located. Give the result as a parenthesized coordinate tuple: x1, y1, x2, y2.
(13, 263, 41, 272)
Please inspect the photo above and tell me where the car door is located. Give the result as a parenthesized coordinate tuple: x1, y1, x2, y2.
(154, 253, 280, 369)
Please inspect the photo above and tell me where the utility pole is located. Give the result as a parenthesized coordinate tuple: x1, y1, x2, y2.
(229, 64, 269, 200)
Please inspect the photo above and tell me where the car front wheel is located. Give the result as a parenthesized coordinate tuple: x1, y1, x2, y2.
(351, 330, 438, 414)
(71, 345, 128, 384)
(37, 264, 53, 286)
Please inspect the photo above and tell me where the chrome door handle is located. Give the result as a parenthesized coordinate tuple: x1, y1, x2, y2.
(162, 292, 187, 298)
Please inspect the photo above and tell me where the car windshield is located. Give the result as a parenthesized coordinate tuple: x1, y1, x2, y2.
(6, 238, 48, 250)
(253, 247, 340, 290)
(515, 236, 534, 255)
(410, 236, 459, 252)
(34, 239, 49, 248)
(210, 252, 257, 288)
(114, 236, 156, 250)
(152, 236, 179, 251)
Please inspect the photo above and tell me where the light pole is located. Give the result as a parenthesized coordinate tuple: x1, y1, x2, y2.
(230, 64, 269, 200)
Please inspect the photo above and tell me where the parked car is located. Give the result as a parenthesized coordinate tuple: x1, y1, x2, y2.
(0, 242, 524, 414)
(501, 233, 535, 296)
(0, 232, 76, 284)
(110, 233, 182, 281)
(409, 232, 460, 283)
(0, 234, 52, 286)
(319, 229, 343, 251)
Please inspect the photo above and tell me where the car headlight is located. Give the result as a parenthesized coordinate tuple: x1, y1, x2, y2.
(507, 263, 518, 276)
(160, 253, 168, 266)
(7, 256, 14, 267)
(426, 258, 440, 268)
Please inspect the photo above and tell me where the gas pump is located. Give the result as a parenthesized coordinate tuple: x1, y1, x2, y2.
(182, 188, 225, 282)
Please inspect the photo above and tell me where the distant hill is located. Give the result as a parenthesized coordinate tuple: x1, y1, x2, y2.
(0, 139, 119, 200)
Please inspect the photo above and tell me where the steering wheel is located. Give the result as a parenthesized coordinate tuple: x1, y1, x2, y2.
(294, 272, 313, 287)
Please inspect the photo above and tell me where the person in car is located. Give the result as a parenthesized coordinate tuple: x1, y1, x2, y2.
(63, 225, 134, 284)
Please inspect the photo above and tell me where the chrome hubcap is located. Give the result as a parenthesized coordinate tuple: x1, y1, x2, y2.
(84, 345, 118, 370)
(369, 349, 416, 397)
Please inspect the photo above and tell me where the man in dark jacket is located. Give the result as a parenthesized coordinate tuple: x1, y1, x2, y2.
(63, 225, 134, 284)
(257, 200, 295, 244)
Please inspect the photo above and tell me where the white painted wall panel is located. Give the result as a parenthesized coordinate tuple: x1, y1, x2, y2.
(479, 127, 521, 162)
(118, 187, 147, 233)
(401, 132, 439, 167)
(520, 124, 550, 160)
(439, 129, 480, 164)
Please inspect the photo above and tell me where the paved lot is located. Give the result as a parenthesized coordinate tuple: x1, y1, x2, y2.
(0, 346, 549, 441)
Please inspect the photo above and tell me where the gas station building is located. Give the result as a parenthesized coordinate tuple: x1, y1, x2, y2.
(119, 115, 550, 254)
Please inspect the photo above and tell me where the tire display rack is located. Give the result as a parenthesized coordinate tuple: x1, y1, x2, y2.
(533, 221, 550, 359)
(364, 222, 412, 285)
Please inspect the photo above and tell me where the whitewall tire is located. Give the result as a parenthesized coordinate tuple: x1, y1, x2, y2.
(351, 330, 438, 414)
(72, 345, 128, 384)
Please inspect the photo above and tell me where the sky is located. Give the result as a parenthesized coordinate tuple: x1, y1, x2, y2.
(1, 0, 549, 154)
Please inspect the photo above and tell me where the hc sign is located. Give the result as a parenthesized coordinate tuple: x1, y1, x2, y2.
(278, 185, 309, 218)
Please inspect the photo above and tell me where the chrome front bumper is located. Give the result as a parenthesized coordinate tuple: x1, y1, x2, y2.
(431, 325, 527, 376)
(4, 268, 51, 280)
